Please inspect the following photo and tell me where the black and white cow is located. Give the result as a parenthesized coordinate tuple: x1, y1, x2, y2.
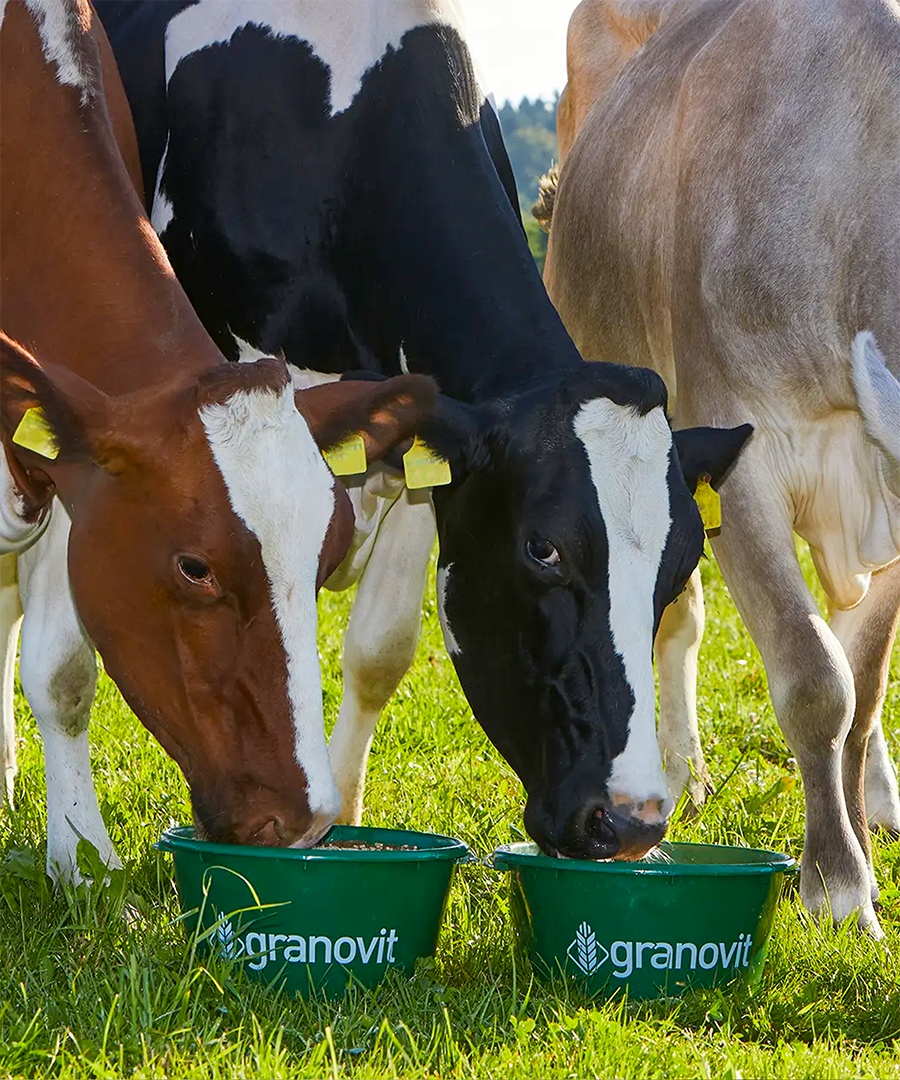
(97, 0, 751, 859)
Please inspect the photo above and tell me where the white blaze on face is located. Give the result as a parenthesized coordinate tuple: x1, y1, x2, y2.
(200, 385, 341, 831)
(573, 399, 673, 808)
(436, 563, 461, 656)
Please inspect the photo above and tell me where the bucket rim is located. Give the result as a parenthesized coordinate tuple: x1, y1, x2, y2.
(492, 839, 797, 876)
(156, 823, 470, 863)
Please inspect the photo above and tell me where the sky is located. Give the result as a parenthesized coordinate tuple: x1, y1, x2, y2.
(463, 0, 580, 106)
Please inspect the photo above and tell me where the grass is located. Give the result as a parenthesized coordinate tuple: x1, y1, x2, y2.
(1, 545, 899, 1079)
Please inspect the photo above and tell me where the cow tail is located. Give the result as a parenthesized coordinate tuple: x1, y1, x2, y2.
(532, 164, 560, 234)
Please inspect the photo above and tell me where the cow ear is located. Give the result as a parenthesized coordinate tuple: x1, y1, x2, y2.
(418, 395, 500, 478)
(673, 423, 753, 493)
(0, 331, 138, 480)
(1, 333, 87, 458)
(296, 374, 438, 463)
(0, 329, 104, 489)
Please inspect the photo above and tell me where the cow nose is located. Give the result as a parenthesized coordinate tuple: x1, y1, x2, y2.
(240, 816, 288, 847)
(229, 815, 314, 848)
(603, 792, 671, 859)
(559, 794, 671, 860)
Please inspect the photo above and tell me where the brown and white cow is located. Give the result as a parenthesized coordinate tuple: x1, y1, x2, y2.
(540, 0, 900, 935)
(0, 0, 435, 878)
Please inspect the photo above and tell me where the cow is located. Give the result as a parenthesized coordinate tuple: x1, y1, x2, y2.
(95, 0, 753, 863)
(538, 0, 900, 934)
(0, 0, 437, 879)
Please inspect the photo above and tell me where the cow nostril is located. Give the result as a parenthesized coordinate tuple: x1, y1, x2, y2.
(584, 806, 619, 855)
(248, 818, 284, 847)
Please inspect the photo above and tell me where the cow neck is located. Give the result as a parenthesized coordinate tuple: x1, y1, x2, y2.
(380, 180, 583, 405)
(0, 2, 220, 398)
(344, 29, 583, 405)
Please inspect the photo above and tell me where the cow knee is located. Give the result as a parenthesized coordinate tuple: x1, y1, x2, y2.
(344, 626, 419, 713)
(769, 624, 855, 758)
(19, 639, 97, 737)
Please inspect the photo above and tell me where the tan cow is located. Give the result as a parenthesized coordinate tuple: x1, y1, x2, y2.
(541, 0, 900, 936)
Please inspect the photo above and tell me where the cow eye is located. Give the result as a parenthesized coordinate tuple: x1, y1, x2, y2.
(526, 538, 561, 567)
(177, 555, 213, 585)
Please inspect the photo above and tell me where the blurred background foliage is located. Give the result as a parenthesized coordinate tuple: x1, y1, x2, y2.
(497, 95, 558, 272)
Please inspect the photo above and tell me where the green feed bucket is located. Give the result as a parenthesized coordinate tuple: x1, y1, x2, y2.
(157, 824, 468, 998)
(493, 841, 797, 1000)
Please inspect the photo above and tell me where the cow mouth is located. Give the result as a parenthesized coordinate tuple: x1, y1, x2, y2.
(560, 807, 622, 860)
(528, 804, 621, 861)
(533, 806, 665, 862)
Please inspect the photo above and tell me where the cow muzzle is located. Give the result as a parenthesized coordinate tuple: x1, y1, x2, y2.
(191, 785, 338, 849)
(527, 791, 672, 861)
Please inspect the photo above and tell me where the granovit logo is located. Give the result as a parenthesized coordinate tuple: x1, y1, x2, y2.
(213, 919, 399, 971)
(566, 921, 754, 979)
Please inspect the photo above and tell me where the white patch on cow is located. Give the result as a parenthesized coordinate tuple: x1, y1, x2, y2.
(232, 334, 269, 364)
(574, 399, 673, 808)
(152, 192, 174, 238)
(200, 384, 341, 829)
(436, 562, 460, 655)
(164, 1, 487, 115)
(290, 367, 341, 390)
(14, 0, 94, 100)
(151, 139, 174, 236)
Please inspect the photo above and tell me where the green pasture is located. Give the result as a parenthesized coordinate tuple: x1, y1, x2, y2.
(1, 547, 898, 1079)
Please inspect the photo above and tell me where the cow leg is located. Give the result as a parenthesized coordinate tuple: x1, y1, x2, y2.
(655, 566, 710, 809)
(711, 478, 880, 935)
(16, 508, 116, 880)
(1, 554, 23, 807)
(328, 489, 436, 825)
(865, 721, 900, 836)
(830, 560, 900, 851)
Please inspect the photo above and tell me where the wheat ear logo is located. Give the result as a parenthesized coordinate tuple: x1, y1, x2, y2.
(567, 921, 609, 975)
(215, 919, 245, 960)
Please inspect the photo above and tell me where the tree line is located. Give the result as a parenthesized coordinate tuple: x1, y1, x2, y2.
(497, 95, 559, 272)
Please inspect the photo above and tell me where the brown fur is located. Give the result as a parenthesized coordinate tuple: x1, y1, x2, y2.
(0, 1, 437, 847)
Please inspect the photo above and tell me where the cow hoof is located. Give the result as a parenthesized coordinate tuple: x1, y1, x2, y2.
(801, 872, 884, 940)
(47, 847, 124, 886)
(859, 911, 884, 940)
(865, 775, 900, 836)
(868, 819, 900, 842)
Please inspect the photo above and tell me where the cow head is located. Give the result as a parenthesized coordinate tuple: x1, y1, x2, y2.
(1, 333, 434, 847)
(428, 363, 751, 860)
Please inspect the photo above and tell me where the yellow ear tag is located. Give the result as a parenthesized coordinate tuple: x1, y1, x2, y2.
(12, 406, 59, 460)
(403, 436, 452, 490)
(322, 433, 367, 476)
(694, 474, 722, 533)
